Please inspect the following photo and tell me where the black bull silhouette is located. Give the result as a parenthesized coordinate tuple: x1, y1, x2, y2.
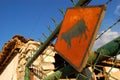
(60, 19, 88, 48)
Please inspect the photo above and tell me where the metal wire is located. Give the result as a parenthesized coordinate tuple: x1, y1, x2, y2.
(105, 0, 112, 5)
(96, 18, 120, 40)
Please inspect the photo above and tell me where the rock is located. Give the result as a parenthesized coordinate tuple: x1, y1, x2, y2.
(43, 49, 56, 56)
(18, 68, 23, 72)
(33, 56, 42, 66)
(42, 55, 55, 63)
(19, 59, 26, 65)
(46, 71, 54, 76)
(41, 62, 55, 70)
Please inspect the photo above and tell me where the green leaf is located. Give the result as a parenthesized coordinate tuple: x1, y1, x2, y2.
(58, 8, 65, 16)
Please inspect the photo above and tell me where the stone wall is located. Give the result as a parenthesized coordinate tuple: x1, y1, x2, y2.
(0, 35, 56, 80)
(17, 41, 56, 80)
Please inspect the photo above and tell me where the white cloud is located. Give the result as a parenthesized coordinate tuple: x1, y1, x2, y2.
(92, 29, 120, 50)
(114, 5, 120, 16)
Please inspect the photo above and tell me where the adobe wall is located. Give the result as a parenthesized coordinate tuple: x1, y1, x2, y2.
(0, 54, 19, 80)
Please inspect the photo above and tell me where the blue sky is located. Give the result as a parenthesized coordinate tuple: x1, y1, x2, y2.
(0, 0, 120, 50)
